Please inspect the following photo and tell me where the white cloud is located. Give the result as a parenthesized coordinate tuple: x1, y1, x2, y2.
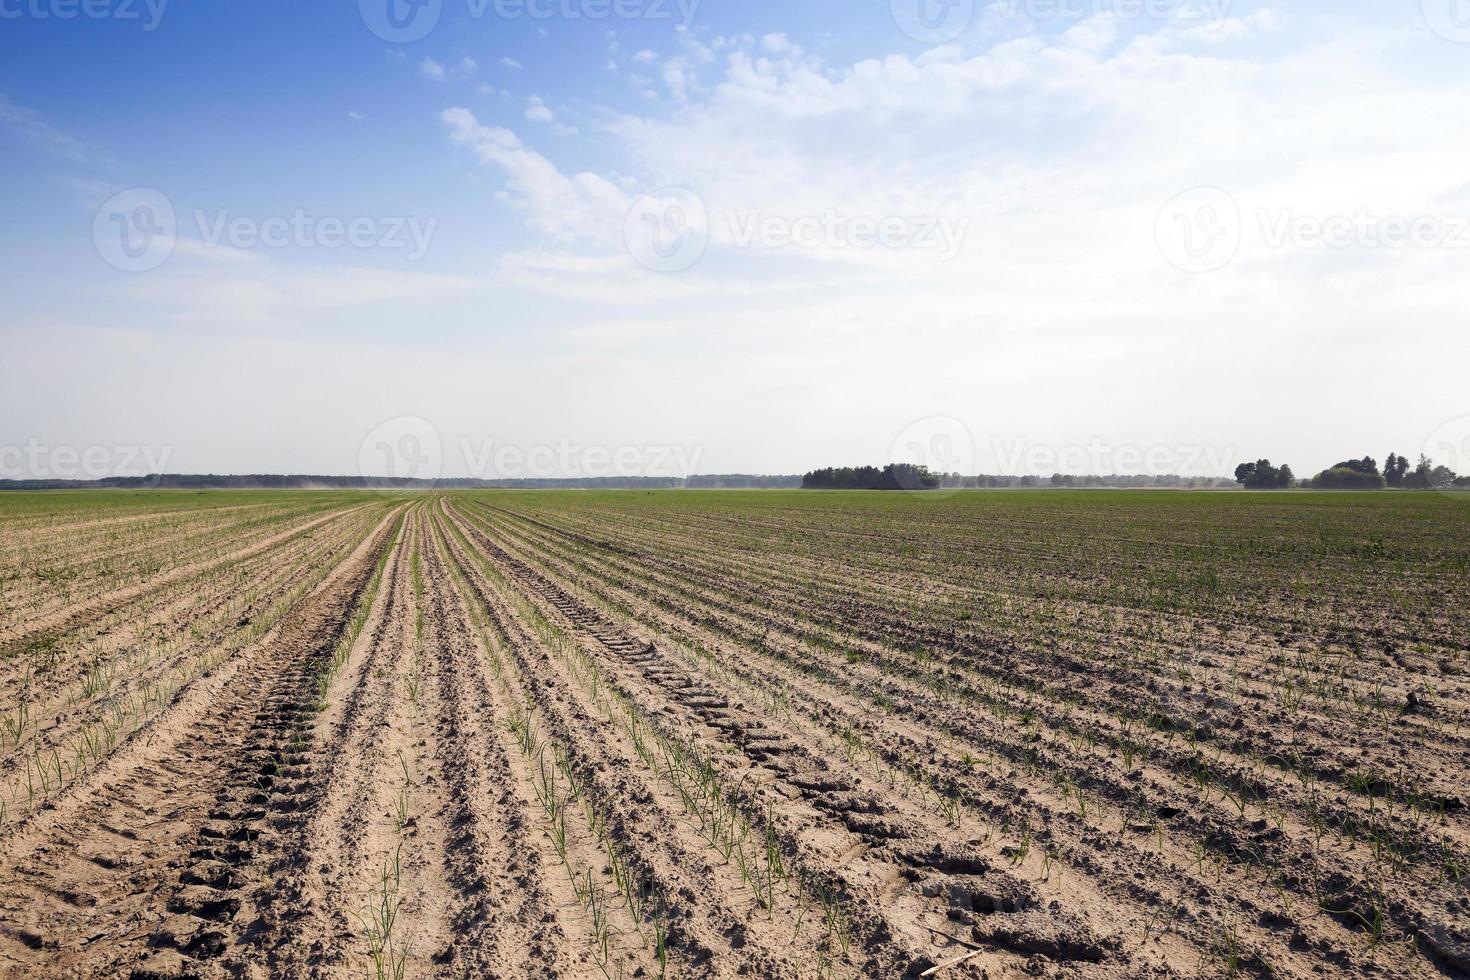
(1061, 14, 1118, 53)
(662, 60, 692, 99)
(441, 108, 628, 244)
(24, 6, 1470, 476)
(422, 56, 478, 82)
(761, 33, 800, 56)
(500, 57, 523, 70)
(438, 22, 1470, 406)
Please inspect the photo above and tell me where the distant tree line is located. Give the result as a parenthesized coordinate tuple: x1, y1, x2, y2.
(1044, 474, 1236, 489)
(802, 466, 1237, 490)
(1231, 453, 1470, 490)
(688, 474, 803, 489)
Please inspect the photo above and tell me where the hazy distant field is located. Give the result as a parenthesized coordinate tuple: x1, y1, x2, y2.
(0, 489, 1466, 978)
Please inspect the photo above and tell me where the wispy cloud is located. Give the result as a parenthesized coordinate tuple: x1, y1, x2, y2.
(0, 93, 103, 165)
(124, 250, 480, 332)
(433, 13, 1470, 373)
(441, 107, 625, 244)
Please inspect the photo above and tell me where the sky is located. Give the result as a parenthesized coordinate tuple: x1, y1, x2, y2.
(2, 0, 1469, 481)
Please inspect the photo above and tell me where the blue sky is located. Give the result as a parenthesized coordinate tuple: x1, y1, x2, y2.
(3, 0, 1469, 480)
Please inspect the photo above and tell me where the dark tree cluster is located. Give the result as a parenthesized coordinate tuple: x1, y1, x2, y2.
(1233, 459, 1296, 489)
(802, 464, 941, 490)
(1309, 456, 1387, 490)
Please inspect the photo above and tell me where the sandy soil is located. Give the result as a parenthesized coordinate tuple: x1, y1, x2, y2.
(0, 491, 1465, 979)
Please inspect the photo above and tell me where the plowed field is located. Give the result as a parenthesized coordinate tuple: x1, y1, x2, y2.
(0, 490, 1466, 979)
